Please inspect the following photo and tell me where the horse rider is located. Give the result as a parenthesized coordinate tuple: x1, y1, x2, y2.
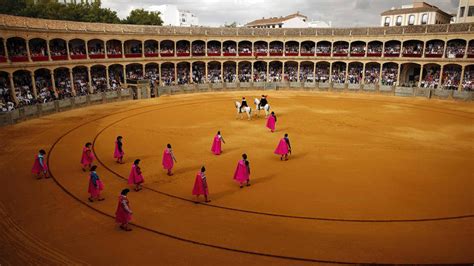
(259, 95, 268, 109)
(240, 97, 248, 113)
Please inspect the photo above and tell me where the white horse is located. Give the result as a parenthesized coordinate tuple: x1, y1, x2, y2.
(235, 101, 252, 120)
(254, 98, 271, 118)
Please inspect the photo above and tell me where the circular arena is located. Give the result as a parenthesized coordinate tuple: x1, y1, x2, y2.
(0, 15, 473, 265)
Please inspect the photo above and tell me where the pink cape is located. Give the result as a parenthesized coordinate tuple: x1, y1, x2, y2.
(233, 160, 249, 183)
(266, 115, 276, 132)
(115, 195, 132, 224)
(192, 172, 209, 196)
(88, 177, 104, 198)
(80, 147, 95, 167)
(114, 141, 124, 159)
(162, 149, 174, 170)
(211, 135, 222, 155)
(274, 138, 289, 155)
(128, 164, 144, 185)
(31, 155, 48, 174)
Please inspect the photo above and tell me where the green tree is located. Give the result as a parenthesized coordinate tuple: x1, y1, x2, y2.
(123, 9, 163, 25)
(224, 22, 238, 28)
(0, 0, 27, 16)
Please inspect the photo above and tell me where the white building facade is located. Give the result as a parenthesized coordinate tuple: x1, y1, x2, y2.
(380, 1, 452, 27)
(457, 0, 474, 23)
(246, 12, 330, 28)
(148, 4, 199, 27)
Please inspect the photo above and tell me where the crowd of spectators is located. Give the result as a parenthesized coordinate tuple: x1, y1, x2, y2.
(107, 42, 122, 55)
(7, 40, 28, 56)
(207, 64, 222, 83)
(300, 43, 315, 54)
(177, 64, 190, 85)
(254, 43, 268, 54)
(350, 43, 366, 55)
(381, 65, 398, 86)
(145, 43, 158, 54)
(207, 43, 221, 55)
(441, 67, 461, 90)
(161, 66, 175, 85)
(446, 41, 466, 58)
(253, 63, 267, 82)
(88, 43, 105, 55)
(331, 65, 346, 83)
(91, 69, 107, 92)
(238, 43, 252, 54)
(73, 69, 89, 95)
(55, 70, 73, 99)
(347, 65, 363, 84)
(285, 43, 299, 54)
(223, 64, 237, 83)
(30, 41, 48, 57)
(268, 64, 282, 82)
(462, 68, 473, 91)
(126, 43, 142, 54)
(192, 42, 205, 55)
(0, 77, 15, 112)
(367, 42, 383, 54)
(160, 43, 174, 55)
(402, 42, 423, 55)
(269, 43, 283, 54)
(223, 43, 237, 54)
(177, 42, 190, 54)
(69, 43, 86, 56)
(384, 42, 401, 55)
(420, 67, 440, 88)
(364, 65, 380, 84)
(35, 73, 56, 103)
(238, 64, 252, 82)
(14, 73, 35, 106)
(333, 43, 349, 54)
(315, 65, 330, 83)
(192, 64, 205, 84)
(126, 66, 144, 80)
(316, 43, 331, 54)
(109, 68, 124, 90)
(425, 41, 444, 56)
(299, 64, 314, 82)
(50, 41, 67, 57)
(284, 65, 297, 82)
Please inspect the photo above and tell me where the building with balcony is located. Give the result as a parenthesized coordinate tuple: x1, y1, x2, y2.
(457, 0, 474, 23)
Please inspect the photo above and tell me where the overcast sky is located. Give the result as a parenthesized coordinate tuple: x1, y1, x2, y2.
(101, 0, 459, 27)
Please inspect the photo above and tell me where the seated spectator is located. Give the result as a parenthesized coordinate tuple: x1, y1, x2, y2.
(55, 72, 73, 99)
(402, 43, 423, 55)
(333, 43, 349, 54)
(269, 43, 283, 54)
(269, 65, 282, 82)
(223, 43, 237, 54)
(192, 43, 205, 55)
(420, 67, 440, 88)
(192, 64, 205, 84)
(177, 43, 190, 54)
(238, 65, 252, 82)
(462, 68, 473, 91)
(316, 44, 331, 54)
(315, 67, 329, 83)
(14, 73, 35, 106)
(367, 43, 382, 54)
(284, 65, 297, 82)
(331, 67, 346, 83)
(446, 41, 466, 58)
(177, 66, 189, 85)
(207, 65, 222, 83)
(381, 66, 398, 86)
(348, 66, 362, 84)
(0, 78, 16, 112)
(364, 66, 380, 84)
(441, 67, 461, 90)
(254, 43, 268, 54)
(73, 70, 90, 95)
(384, 43, 401, 55)
(425, 42, 444, 56)
(253, 64, 267, 82)
(299, 65, 314, 82)
(207, 43, 221, 55)
(161, 67, 175, 86)
(223, 65, 237, 83)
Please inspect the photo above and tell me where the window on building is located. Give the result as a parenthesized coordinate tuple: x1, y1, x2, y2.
(468, 6, 474, 16)
(408, 15, 415, 25)
(459, 6, 466, 17)
(384, 17, 390, 26)
(421, 14, 428, 24)
(396, 16, 402, 26)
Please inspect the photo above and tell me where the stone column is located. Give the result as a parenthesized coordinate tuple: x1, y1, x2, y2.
(362, 63, 366, 84)
(50, 71, 58, 97)
(142, 41, 145, 58)
(174, 63, 178, 84)
(8, 73, 18, 105)
(266, 61, 270, 82)
(26, 39, 31, 62)
(297, 61, 301, 82)
(69, 68, 76, 96)
(205, 62, 209, 83)
(345, 63, 349, 83)
(31, 72, 38, 98)
(379, 63, 383, 85)
(66, 40, 71, 60)
(46, 40, 51, 61)
(442, 41, 448, 58)
(189, 63, 193, 84)
(85, 41, 90, 59)
(329, 62, 333, 83)
(422, 41, 427, 58)
(458, 65, 466, 91)
(106, 66, 110, 90)
(221, 62, 224, 82)
(418, 64, 424, 88)
(381, 41, 385, 58)
(87, 67, 93, 93)
(121, 41, 125, 56)
(396, 64, 402, 86)
(236, 62, 239, 81)
(438, 65, 444, 89)
(251, 61, 254, 82)
(123, 65, 127, 87)
(3, 38, 10, 63)
(464, 41, 469, 59)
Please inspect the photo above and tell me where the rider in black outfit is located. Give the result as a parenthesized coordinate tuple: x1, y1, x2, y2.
(240, 97, 248, 113)
(259, 95, 268, 109)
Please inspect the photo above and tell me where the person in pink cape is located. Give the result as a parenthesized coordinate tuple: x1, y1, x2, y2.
(88, 165, 105, 202)
(233, 153, 251, 188)
(128, 159, 144, 192)
(162, 144, 177, 176)
(211, 131, 226, 155)
(115, 188, 133, 231)
(114, 136, 124, 164)
(274, 133, 292, 161)
(192, 166, 210, 203)
(32, 149, 48, 179)
(266, 111, 277, 132)
(80, 142, 95, 171)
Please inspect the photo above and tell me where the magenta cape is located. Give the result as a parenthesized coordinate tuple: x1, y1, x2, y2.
(128, 164, 144, 185)
(31, 155, 48, 174)
(266, 115, 276, 132)
(115, 195, 132, 224)
(88, 178, 104, 198)
(274, 138, 289, 155)
(211, 135, 222, 155)
(233, 160, 249, 183)
(114, 141, 124, 159)
(81, 147, 95, 166)
(162, 149, 174, 170)
(192, 172, 209, 196)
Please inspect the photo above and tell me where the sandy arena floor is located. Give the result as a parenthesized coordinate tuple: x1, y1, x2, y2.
(0, 91, 473, 265)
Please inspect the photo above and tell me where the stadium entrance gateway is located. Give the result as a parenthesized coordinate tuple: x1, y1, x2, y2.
(126, 79, 151, 100)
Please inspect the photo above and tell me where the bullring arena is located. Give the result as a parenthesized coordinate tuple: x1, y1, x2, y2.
(0, 14, 473, 265)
